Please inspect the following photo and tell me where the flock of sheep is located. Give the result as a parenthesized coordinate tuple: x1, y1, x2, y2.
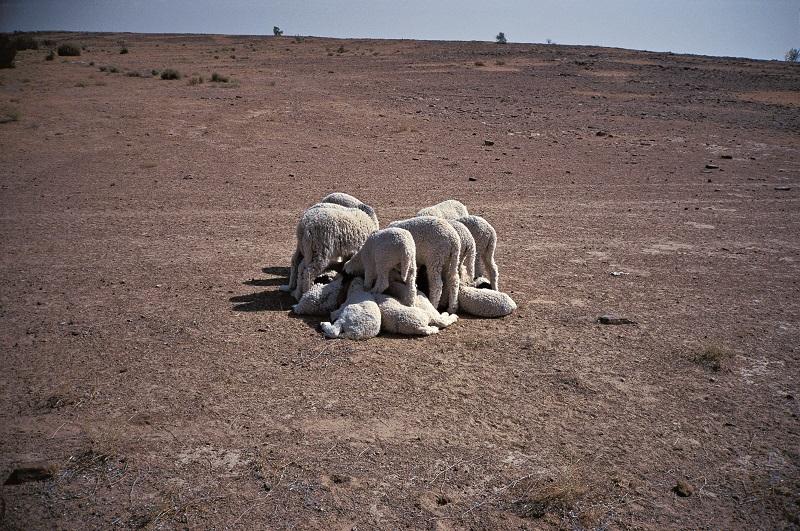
(279, 193, 516, 339)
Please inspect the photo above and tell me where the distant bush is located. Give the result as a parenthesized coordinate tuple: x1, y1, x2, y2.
(188, 75, 204, 85)
(108, 66, 119, 73)
(210, 72, 228, 82)
(120, 47, 129, 54)
(151, 69, 159, 76)
(160, 68, 180, 80)
(45, 50, 54, 61)
(786, 48, 800, 62)
(126, 70, 141, 77)
(57, 43, 81, 56)
(496, 32, 507, 44)
(0, 36, 17, 68)
(273, 26, 283, 37)
(13, 34, 39, 50)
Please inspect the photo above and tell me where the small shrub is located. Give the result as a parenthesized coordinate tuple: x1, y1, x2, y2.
(57, 43, 81, 56)
(786, 48, 800, 62)
(474, 61, 485, 66)
(495, 60, 505, 66)
(188, 75, 204, 85)
(89, 61, 94, 66)
(160, 69, 180, 80)
(99, 65, 107, 72)
(151, 69, 159, 76)
(694, 344, 731, 371)
(230, 54, 235, 59)
(0, 106, 20, 123)
(126, 71, 141, 77)
(273, 26, 283, 37)
(210, 72, 228, 82)
(108, 66, 119, 73)
(45, 50, 55, 61)
(120, 47, 129, 54)
(496, 32, 507, 44)
(293, 35, 305, 43)
(75, 81, 86, 87)
(42, 39, 56, 47)
(213, 55, 219, 59)
(337, 46, 346, 54)
(0, 35, 17, 68)
(13, 34, 39, 51)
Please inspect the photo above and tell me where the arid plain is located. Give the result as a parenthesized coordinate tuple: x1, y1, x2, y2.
(1, 32, 798, 529)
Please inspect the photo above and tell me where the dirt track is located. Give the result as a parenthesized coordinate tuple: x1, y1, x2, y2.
(1, 32, 799, 529)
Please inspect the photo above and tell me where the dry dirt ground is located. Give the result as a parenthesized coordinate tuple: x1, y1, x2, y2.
(1, 32, 799, 529)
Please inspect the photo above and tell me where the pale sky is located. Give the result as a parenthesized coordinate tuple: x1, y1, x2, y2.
(1, 0, 798, 61)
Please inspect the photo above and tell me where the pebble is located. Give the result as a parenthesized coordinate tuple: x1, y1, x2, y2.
(705, 164, 719, 169)
(673, 479, 694, 497)
(483, 140, 494, 146)
(774, 186, 791, 191)
(468, 177, 477, 181)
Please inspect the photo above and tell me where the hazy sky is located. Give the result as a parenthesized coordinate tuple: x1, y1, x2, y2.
(1, 0, 798, 61)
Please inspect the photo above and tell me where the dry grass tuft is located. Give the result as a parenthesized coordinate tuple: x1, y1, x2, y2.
(694, 344, 731, 371)
(510, 469, 589, 520)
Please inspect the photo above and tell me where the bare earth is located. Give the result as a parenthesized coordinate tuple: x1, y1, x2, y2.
(1, 32, 799, 529)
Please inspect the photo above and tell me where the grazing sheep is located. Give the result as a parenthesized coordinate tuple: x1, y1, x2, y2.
(448, 219, 477, 284)
(285, 203, 378, 300)
(458, 278, 516, 317)
(343, 227, 416, 305)
(321, 192, 380, 227)
(416, 199, 469, 220)
(320, 277, 381, 340)
(291, 272, 348, 316)
(455, 215, 499, 290)
(388, 216, 461, 313)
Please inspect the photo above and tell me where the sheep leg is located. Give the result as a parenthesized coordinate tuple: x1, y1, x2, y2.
(320, 321, 341, 339)
(426, 265, 444, 311)
(282, 249, 302, 292)
(296, 254, 327, 300)
(372, 271, 390, 295)
(484, 254, 500, 291)
(399, 266, 416, 306)
(444, 253, 461, 314)
(363, 267, 376, 291)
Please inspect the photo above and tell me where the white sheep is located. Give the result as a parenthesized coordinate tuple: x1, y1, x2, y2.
(416, 199, 469, 220)
(343, 227, 416, 305)
(455, 215, 499, 290)
(374, 291, 458, 336)
(291, 272, 347, 316)
(320, 192, 380, 227)
(320, 277, 381, 340)
(283, 203, 378, 300)
(448, 219, 477, 284)
(388, 216, 461, 313)
(458, 278, 516, 317)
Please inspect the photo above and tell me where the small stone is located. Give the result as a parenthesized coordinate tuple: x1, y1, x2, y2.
(4, 465, 55, 485)
(673, 479, 694, 497)
(774, 186, 791, 191)
(598, 314, 637, 325)
(468, 177, 477, 181)
(721, 154, 732, 159)
(705, 164, 719, 169)
(595, 130, 609, 137)
(483, 140, 494, 146)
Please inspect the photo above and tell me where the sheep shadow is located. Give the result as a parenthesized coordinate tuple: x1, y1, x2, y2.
(229, 289, 295, 312)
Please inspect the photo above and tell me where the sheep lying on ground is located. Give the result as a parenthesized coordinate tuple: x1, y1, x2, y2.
(455, 215, 499, 290)
(417, 199, 469, 220)
(457, 277, 516, 317)
(448, 219, 477, 284)
(388, 216, 461, 313)
(321, 192, 380, 227)
(285, 203, 378, 300)
(343, 227, 416, 305)
(320, 277, 381, 340)
(291, 272, 348, 316)
(375, 291, 458, 336)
